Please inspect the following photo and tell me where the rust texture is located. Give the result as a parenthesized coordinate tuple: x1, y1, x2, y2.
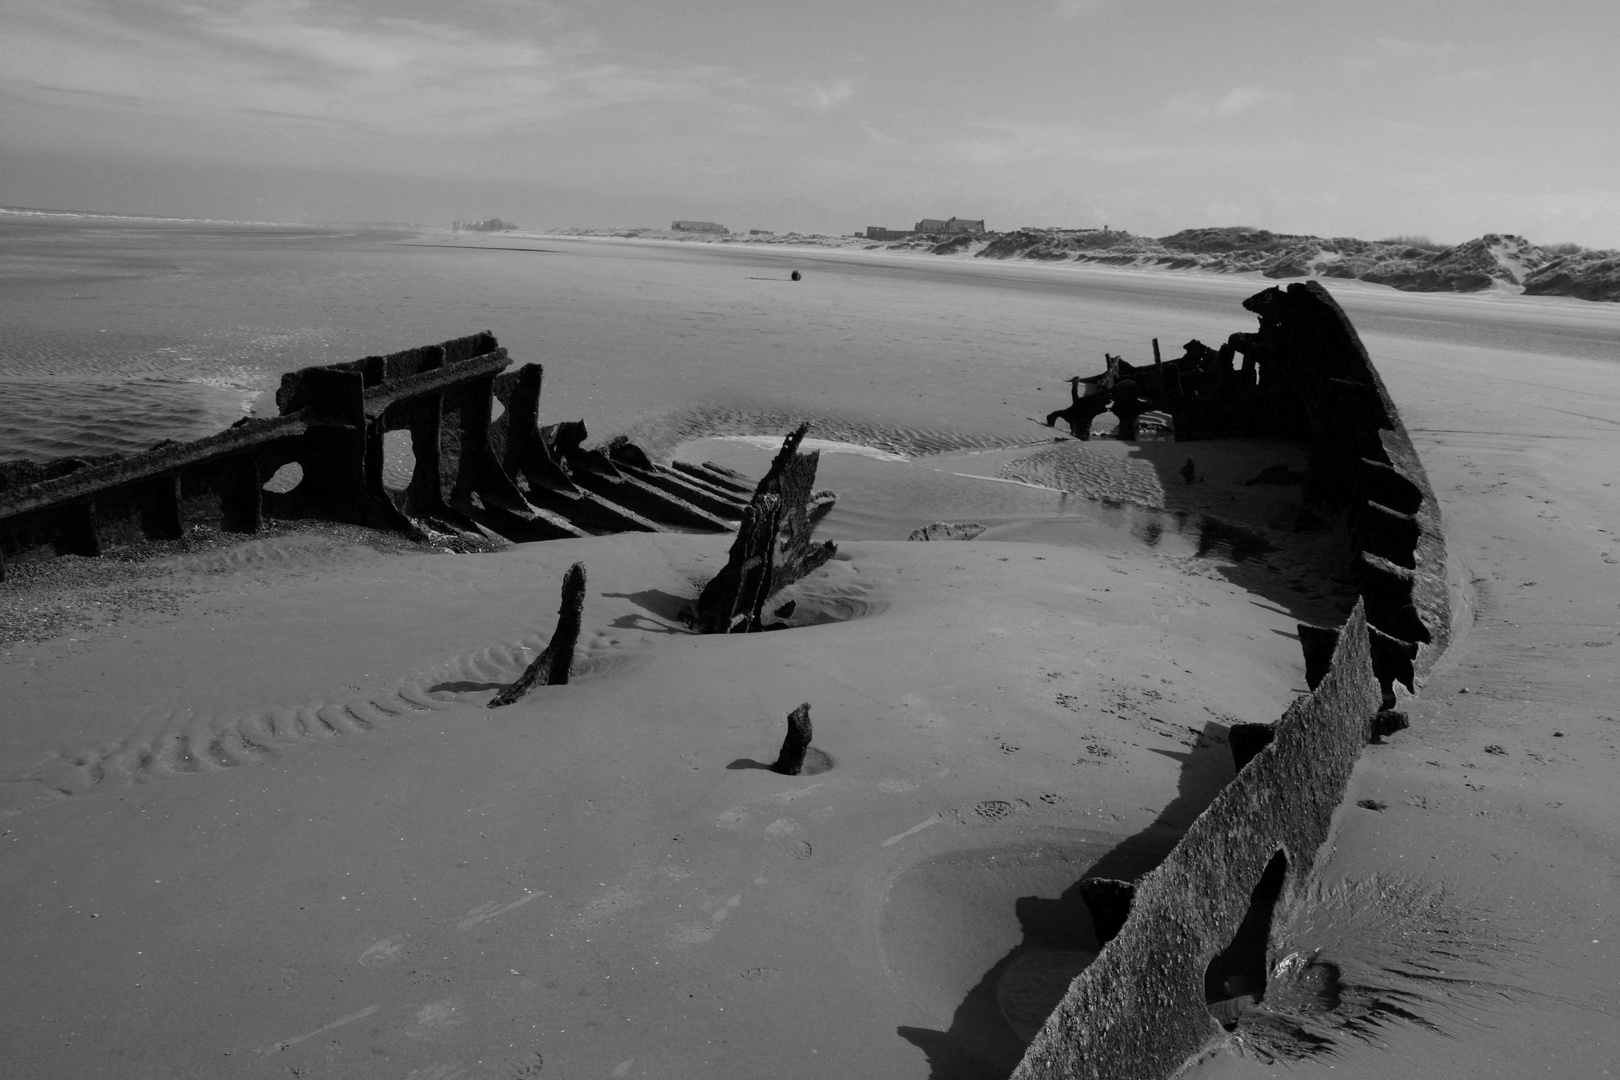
(489, 561, 587, 708)
(0, 333, 747, 580)
(1014, 282, 1452, 1080)
(692, 424, 837, 634)
(771, 703, 814, 775)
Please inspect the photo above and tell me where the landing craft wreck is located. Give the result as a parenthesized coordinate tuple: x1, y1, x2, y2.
(1013, 281, 1451, 1080)
(0, 333, 780, 580)
(1051, 282, 1388, 454)
(0, 283, 1453, 1080)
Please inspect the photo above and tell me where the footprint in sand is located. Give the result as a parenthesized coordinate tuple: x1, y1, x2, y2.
(358, 935, 408, 966)
(878, 778, 919, 794)
(669, 923, 717, 946)
(574, 865, 695, 927)
(579, 884, 647, 921)
(669, 895, 743, 947)
(715, 807, 748, 829)
(779, 839, 813, 860)
(764, 818, 814, 859)
(943, 798, 1033, 825)
(406, 997, 465, 1039)
(503, 1050, 545, 1078)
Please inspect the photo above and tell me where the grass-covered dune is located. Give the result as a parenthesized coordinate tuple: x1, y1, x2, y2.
(543, 225, 1620, 302)
(974, 227, 1620, 301)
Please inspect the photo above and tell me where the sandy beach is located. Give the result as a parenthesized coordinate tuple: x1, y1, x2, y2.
(2, 231, 1618, 1079)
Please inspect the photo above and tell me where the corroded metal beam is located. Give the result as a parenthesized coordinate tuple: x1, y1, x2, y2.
(1, 334, 749, 577)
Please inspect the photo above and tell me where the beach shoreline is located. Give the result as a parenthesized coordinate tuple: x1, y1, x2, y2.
(2, 233, 1617, 1079)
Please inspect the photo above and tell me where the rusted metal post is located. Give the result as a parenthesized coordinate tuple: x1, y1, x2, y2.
(694, 495, 781, 633)
(490, 562, 587, 708)
(772, 703, 813, 775)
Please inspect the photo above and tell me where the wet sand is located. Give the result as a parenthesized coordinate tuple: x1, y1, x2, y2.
(1, 236, 1617, 1079)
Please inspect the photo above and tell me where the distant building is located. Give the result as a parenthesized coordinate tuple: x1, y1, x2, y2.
(915, 217, 985, 235)
(671, 220, 729, 234)
(454, 217, 516, 232)
(865, 217, 987, 241)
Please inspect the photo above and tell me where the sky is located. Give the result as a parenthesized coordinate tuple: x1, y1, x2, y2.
(2, 0, 1617, 245)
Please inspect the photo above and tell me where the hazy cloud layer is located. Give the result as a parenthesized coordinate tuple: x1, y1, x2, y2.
(1161, 87, 1291, 123)
(2, 0, 1616, 245)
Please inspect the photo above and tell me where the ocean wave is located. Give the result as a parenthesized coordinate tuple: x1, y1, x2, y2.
(0, 375, 256, 462)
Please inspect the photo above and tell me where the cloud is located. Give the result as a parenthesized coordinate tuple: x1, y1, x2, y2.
(1161, 86, 1290, 123)
(25, 83, 145, 104)
(232, 105, 349, 124)
(810, 79, 855, 111)
(0, 0, 753, 144)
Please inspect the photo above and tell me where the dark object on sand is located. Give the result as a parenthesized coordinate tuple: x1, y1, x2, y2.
(908, 521, 986, 541)
(1370, 708, 1410, 741)
(791, 270, 802, 281)
(693, 424, 837, 633)
(489, 562, 586, 707)
(0, 332, 748, 580)
(772, 703, 813, 775)
(1018, 285, 1452, 1080)
(1180, 457, 1198, 484)
(696, 493, 783, 634)
(1044, 364, 1117, 440)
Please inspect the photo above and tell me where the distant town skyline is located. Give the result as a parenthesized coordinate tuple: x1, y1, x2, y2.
(3, 1, 1617, 247)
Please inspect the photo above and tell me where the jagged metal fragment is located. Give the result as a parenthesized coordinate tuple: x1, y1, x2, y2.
(489, 562, 586, 708)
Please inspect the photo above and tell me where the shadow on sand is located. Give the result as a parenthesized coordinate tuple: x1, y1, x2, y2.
(895, 720, 1236, 1078)
(601, 588, 696, 634)
(1115, 435, 1357, 628)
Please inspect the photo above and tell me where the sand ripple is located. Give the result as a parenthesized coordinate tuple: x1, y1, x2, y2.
(615, 402, 1036, 462)
(7, 595, 635, 808)
(997, 443, 1166, 506)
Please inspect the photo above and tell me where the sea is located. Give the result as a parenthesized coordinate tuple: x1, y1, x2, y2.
(4, 207, 1618, 534)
